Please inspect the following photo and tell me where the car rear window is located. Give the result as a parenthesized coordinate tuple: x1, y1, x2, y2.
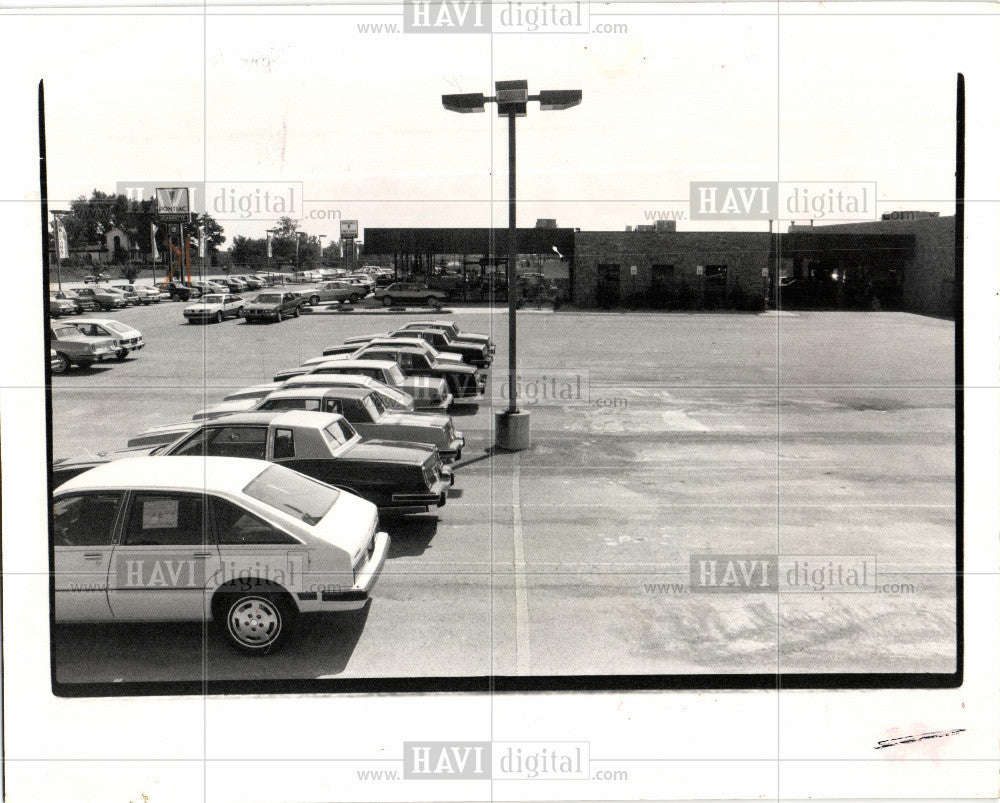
(242, 465, 339, 526)
(256, 293, 280, 302)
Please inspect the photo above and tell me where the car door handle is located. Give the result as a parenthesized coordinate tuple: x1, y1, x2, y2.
(191, 552, 212, 559)
(82, 551, 103, 560)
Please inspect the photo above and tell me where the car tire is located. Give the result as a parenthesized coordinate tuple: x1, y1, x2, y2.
(51, 352, 69, 374)
(382, 296, 394, 307)
(293, 305, 300, 318)
(214, 311, 223, 324)
(349, 293, 360, 304)
(276, 311, 283, 322)
(217, 592, 294, 653)
(309, 295, 320, 306)
(115, 349, 128, 361)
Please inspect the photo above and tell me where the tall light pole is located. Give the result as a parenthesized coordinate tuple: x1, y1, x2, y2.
(443, 81, 582, 451)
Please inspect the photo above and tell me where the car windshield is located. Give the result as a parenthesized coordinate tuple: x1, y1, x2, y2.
(256, 293, 280, 303)
(203, 295, 225, 304)
(242, 465, 339, 526)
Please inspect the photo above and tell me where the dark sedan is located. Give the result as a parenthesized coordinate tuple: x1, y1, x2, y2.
(53, 411, 453, 512)
(242, 291, 302, 323)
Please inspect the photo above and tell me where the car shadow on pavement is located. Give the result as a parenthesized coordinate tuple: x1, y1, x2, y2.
(449, 404, 481, 417)
(383, 514, 440, 558)
(53, 603, 373, 682)
(52, 365, 117, 379)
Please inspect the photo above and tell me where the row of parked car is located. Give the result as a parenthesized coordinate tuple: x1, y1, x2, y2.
(50, 320, 494, 653)
(49, 283, 168, 316)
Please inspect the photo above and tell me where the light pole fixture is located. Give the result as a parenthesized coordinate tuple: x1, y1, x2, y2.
(443, 80, 581, 451)
(318, 234, 327, 267)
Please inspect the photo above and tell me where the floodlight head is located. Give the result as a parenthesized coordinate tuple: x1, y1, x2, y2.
(442, 93, 487, 113)
(495, 79, 529, 117)
(538, 89, 583, 111)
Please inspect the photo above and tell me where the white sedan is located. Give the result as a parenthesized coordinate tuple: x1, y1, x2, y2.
(69, 318, 144, 361)
(183, 293, 245, 323)
(53, 456, 390, 653)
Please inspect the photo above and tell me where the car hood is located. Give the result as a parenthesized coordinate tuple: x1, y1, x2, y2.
(53, 446, 157, 476)
(184, 301, 224, 311)
(344, 439, 436, 465)
(127, 421, 198, 448)
(244, 301, 281, 310)
(380, 412, 450, 429)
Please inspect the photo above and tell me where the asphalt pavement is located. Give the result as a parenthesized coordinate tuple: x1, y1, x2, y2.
(50, 301, 957, 681)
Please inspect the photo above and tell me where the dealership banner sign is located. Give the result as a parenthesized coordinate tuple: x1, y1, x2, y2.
(690, 181, 876, 221)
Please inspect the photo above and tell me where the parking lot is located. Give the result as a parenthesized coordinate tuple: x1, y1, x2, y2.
(50, 301, 957, 682)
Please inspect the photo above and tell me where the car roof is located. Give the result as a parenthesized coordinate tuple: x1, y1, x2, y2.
(71, 318, 127, 326)
(196, 409, 345, 428)
(360, 344, 423, 355)
(283, 374, 375, 387)
(56, 455, 269, 494)
(317, 359, 397, 370)
(266, 387, 371, 401)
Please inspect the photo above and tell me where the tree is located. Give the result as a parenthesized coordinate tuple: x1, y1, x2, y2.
(229, 236, 269, 269)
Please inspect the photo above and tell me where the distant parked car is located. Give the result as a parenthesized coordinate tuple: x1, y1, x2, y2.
(69, 318, 144, 360)
(342, 337, 464, 365)
(82, 272, 109, 284)
(158, 281, 196, 301)
(253, 387, 464, 460)
(293, 359, 452, 411)
(373, 282, 447, 308)
(191, 281, 228, 296)
(109, 284, 142, 305)
(183, 293, 245, 324)
(304, 281, 363, 306)
(388, 328, 492, 368)
(52, 289, 96, 312)
(234, 275, 264, 290)
(351, 344, 485, 402)
(242, 291, 302, 323)
(74, 287, 127, 311)
(49, 292, 80, 318)
(219, 277, 247, 293)
(50, 323, 117, 372)
(117, 283, 163, 304)
(399, 320, 495, 355)
(51, 455, 390, 653)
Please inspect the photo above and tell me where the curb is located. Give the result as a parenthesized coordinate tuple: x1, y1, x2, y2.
(300, 305, 454, 316)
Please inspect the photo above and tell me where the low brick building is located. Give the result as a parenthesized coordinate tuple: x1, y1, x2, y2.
(785, 214, 955, 317)
(572, 230, 773, 309)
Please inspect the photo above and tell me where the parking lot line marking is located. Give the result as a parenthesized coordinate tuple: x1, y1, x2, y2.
(512, 453, 530, 675)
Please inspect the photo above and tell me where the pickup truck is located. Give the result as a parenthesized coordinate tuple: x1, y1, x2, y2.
(56, 411, 454, 512)
(50, 323, 118, 372)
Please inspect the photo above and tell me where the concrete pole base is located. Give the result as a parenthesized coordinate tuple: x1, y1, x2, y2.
(495, 410, 531, 451)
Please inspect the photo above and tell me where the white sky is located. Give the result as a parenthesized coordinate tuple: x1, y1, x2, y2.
(4, 2, 998, 244)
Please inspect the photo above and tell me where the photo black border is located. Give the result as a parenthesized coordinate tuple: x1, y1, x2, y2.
(40, 75, 965, 699)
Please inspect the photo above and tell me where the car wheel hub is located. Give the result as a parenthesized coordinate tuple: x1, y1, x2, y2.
(228, 598, 280, 646)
